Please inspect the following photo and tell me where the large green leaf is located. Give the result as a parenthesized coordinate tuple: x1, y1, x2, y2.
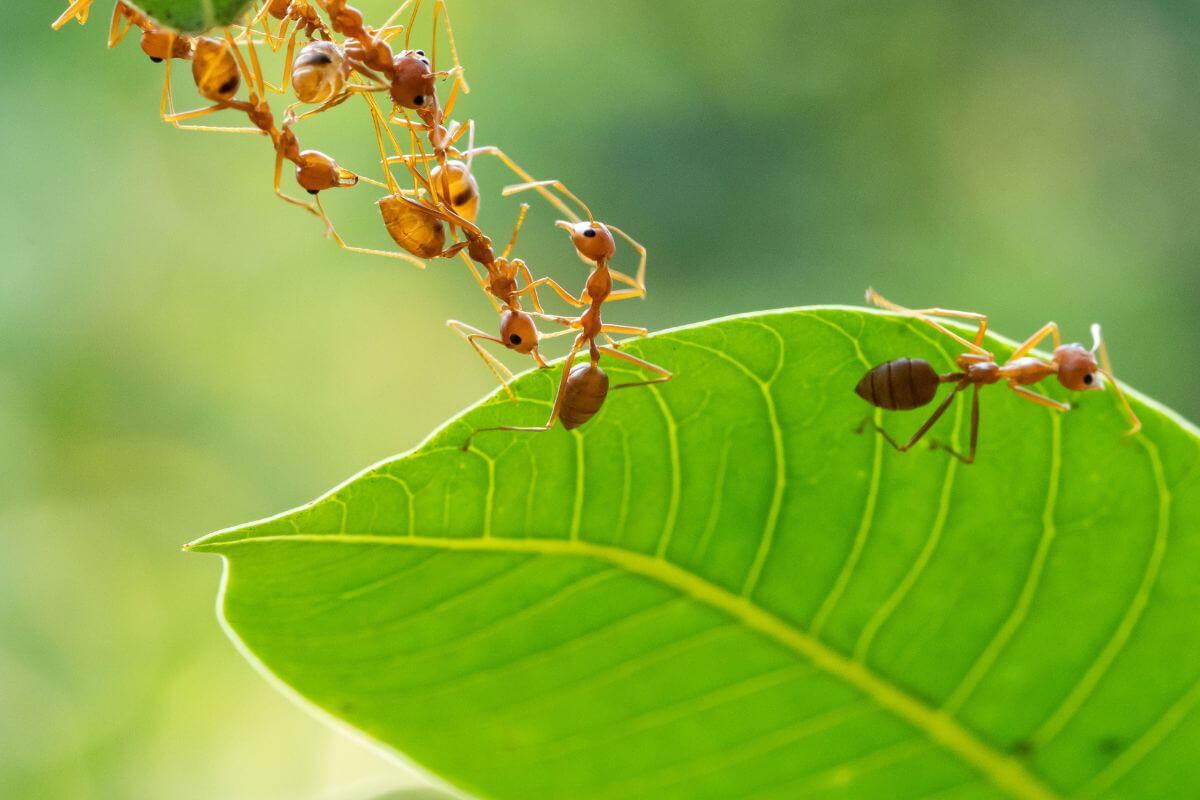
(188, 308, 1200, 799)
(127, 0, 255, 33)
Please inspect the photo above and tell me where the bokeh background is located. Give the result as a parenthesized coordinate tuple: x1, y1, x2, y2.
(3, 0, 1198, 797)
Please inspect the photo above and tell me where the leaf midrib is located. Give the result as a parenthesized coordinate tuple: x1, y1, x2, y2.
(198, 531, 1058, 800)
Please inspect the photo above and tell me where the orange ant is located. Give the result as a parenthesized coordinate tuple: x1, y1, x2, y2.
(445, 203, 583, 399)
(854, 289, 1141, 464)
(380, 119, 584, 228)
(316, 0, 467, 132)
(503, 178, 649, 302)
(144, 24, 373, 223)
(462, 220, 672, 449)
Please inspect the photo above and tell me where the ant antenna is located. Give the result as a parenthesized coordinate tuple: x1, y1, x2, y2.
(1091, 323, 1141, 436)
(502, 179, 592, 224)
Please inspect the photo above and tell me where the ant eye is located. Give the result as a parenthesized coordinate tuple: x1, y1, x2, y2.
(1084, 373, 1094, 385)
(509, 334, 522, 345)
(219, 77, 238, 95)
(413, 95, 425, 106)
(416, 50, 425, 57)
(583, 229, 597, 238)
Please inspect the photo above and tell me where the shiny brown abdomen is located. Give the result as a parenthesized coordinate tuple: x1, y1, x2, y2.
(855, 358, 940, 411)
(561, 363, 609, 430)
(378, 196, 445, 258)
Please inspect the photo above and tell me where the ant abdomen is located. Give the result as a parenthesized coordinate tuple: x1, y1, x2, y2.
(292, 41, 346, 105)
(431, 160, 480, 221)
(561, 363, 609, 430)
(377, 195, 446, 258)
(192, 38, 240, 101)
(855, 357, 941, 411)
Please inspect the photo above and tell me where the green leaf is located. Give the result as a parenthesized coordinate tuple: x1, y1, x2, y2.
(128, 0, 255, 33)
(188, 307, 1200, 799)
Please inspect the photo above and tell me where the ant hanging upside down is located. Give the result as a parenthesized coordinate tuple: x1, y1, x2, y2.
(854, 289, 1140, 464)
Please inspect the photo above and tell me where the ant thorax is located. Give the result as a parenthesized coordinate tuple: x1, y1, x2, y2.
(1000, 357, 1056, 386)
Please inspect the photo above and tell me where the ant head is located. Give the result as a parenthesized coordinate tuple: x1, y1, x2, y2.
(295, 151, 358, 193)
(140, 30, 189, 63)
(1053, 343, 1102, 392)
(391, 51, 437, 114)
(556, 220, 615, 263)
(499, 310, 539, 354)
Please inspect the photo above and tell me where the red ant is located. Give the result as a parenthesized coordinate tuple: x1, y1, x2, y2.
(855, 289, 1140, 463)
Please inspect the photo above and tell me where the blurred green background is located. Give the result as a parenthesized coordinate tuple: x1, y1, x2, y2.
(3, 0, 1198, 797)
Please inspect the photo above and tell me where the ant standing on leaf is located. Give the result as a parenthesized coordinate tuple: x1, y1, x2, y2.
(461, 212, 672, 450)
(443, 203, 580, 400)
(854, 288, 1141, 464)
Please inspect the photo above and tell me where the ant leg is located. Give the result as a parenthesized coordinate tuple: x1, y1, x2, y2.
(379, 0, 414, 35)
(607, 224, 647, 296)
(604, 286, 649, 303)
(857, 383, 965, 454)
(263, 24, 299, 92)
(529, 311, 581, 325)
(432, 0, 469, 92)
(516, 278, 585, 308)
(907, 307, 988, 347)
(323, 215, 430, 268)
(107, 2, 133, 47)
(866, 288, 991, 356)
(458, 252, 501, 313)
(227, 27, 266, 100)
(598, 346, 672, 389)
(272, 146, 323, 218)
(53, 0, 93, 30)
(158, 54, 262, 133)
(600, 324, 648, 336)
(462, 339, 585, 450)
(1008, 322, 1062, 360)
(502, 178, 591, 224)
(930, 385, 980, 464)
(163, 105, 264, 133)
(447, 320, 518, 401)
(1008, 384, 1071, 412)
(501, 203, 530, 260)
(513, 261, 545, 314)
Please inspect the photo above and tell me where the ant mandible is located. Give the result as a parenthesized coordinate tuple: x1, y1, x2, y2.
(854, 289, 1141, 464)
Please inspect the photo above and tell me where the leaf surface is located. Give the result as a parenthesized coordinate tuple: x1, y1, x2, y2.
(129, 0, 255, 32)
(189, 308, 1200, 799)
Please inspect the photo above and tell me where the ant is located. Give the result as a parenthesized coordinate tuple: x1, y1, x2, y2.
(854, 289, 1140, 464)
(148, 24, 373, 223)
(444, 203, 580, 399)
(385, 119, 581, 226)
(462, 220, 672, 449)
(317, 0, 467, 134)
